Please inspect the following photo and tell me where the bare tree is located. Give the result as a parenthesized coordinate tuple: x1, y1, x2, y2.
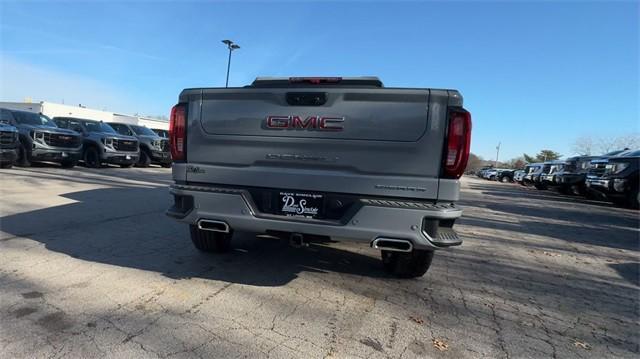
(596, 136, 618, 154)
(594, 134, 639, 154)
(571, 134, 638, 156)
(465, 153, 484, 173)
(506, 156, 526, 169)
(613, 133, 640, 150)
(572, 136, 594, 155)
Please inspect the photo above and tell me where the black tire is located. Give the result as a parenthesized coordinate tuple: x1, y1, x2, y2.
(0, 162, 13, 169)
(17, 144, 31, 167)
(500, 176, 510, 183)
(60, 160, 77, 169)
(381, 250, 434, 278)
(189, 225, 233, 253)
(136, 150, 151, 168)
(161, 162, 172, 168)
(83, 147, 101, 168)
(534, 184, 547, 190)
(489, 175, 496, 181)
(120, 163, 134, 168)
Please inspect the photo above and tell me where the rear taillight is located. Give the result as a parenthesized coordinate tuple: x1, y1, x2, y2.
(443, 109, 472, 179)
(169, 103, 186, 161)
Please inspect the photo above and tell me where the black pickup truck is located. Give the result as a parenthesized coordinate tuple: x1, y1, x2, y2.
(0, 122, 19, 168)
(586, 150, 639, 208)
(555, 156, 600, 194)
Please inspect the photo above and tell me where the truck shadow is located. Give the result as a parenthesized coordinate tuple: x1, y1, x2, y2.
(0, 186, 394, 287)
(3, 183, 638, 356)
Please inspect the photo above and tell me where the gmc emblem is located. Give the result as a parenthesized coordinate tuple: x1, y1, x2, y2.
(266, 116, 344, 131)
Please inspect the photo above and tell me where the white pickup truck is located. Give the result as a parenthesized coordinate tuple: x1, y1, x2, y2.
(166, 77, 471, 278)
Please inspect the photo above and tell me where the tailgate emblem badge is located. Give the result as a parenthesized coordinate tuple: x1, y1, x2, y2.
(265, 116, 344, 131)
(186, 165, 205, 174)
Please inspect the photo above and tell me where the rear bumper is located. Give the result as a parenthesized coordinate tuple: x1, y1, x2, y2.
(167, 184, 463, 250)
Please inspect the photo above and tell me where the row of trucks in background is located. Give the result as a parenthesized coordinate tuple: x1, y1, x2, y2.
(477, 149, 640, 209)
(0, 107, 171, 169)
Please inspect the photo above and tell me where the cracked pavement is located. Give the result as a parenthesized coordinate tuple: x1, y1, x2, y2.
(0, 166, 638, 358)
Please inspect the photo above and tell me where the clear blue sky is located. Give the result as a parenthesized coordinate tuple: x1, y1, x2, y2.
(1, 1, 638, 160)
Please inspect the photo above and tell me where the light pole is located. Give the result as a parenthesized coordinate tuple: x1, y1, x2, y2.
(222, 39, 240, 88)
(495, 142, 501, 168)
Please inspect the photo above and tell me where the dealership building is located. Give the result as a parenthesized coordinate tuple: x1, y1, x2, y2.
(0, 101, 168, 131)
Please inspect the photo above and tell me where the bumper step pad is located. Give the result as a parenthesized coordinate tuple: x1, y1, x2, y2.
(431, 227, 462, 247)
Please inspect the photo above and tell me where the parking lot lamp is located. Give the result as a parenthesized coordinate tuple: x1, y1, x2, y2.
(222, 39, 240, 88)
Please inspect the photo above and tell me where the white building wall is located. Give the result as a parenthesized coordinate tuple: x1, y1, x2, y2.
(112, 113, 139, 125)
(137, 117, 169, 131)
(41, 102, 114, 122)
(0, 102, 44, 113)
(111, 114, 169, 131)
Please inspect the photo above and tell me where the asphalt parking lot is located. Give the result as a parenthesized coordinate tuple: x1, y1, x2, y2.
(0, 166, 638, 358)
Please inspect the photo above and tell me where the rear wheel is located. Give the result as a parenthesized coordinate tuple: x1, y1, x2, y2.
(500, 176, 510, 183)
(120, 163, 134, 168)
(381, 250, 434, 278)
(161, 162, 172, 168)
(83, 147, 101, 168)
(189, 225, 233, 253)
(17, 144, 31, 167)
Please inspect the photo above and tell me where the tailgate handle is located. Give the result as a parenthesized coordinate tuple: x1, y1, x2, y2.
(286, 92, 327, 106)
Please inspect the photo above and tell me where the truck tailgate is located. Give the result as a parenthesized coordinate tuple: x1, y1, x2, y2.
(180, 87, 451, 200)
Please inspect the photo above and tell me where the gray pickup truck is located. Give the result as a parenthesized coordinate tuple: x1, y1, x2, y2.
(167, 77, 471, 277)
(53, 117, 140, 168)
(107, 122, 171, 167)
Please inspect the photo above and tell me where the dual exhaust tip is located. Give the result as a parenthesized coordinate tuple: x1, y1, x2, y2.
(197, 219, 230, 233)
(371, 238, 413, 252)
(197, 219, 414, 253)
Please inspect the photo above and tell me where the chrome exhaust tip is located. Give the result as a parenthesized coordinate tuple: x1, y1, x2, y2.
(371, 238, 413, 253)
(197, 219, 230, 233)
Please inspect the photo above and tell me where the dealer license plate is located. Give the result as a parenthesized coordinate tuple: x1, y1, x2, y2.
(278, 191, 324, 218)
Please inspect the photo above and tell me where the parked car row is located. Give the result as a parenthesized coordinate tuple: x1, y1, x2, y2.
(0, 108, 171, 169)
(477, 149, 639, 209)
(477, 167, 515, 183)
